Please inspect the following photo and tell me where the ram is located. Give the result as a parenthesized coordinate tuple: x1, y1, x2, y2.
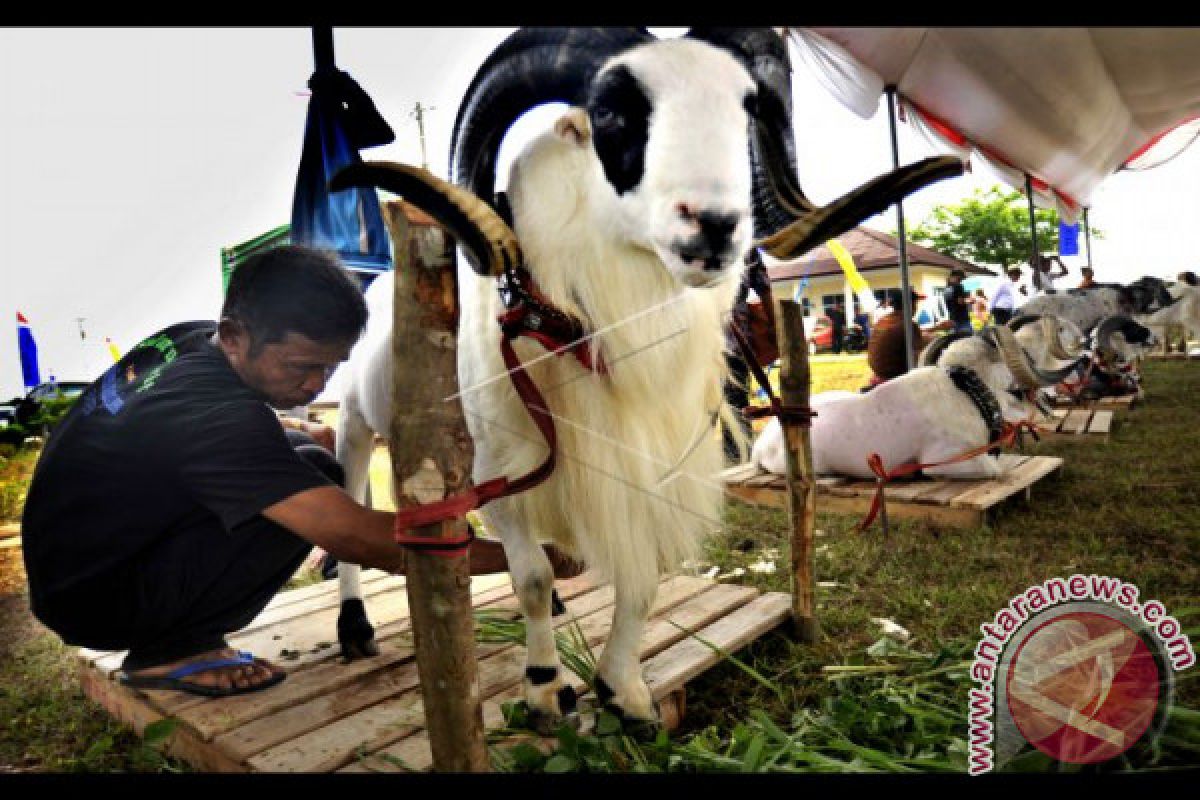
(1018, 276, 1176, 335)
(754, 325, 1051, 481)
(329, 27, 959, 731)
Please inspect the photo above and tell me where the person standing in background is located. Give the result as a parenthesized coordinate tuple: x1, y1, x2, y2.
(989, 266, 1023, 325)
(1031, 252, 1069, 292)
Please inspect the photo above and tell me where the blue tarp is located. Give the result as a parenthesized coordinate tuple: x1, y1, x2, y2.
(290, 67, 394, 288)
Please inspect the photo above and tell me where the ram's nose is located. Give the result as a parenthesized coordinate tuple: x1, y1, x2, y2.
(673, 204, 744, 271)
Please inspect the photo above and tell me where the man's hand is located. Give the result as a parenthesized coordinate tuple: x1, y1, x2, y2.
(279, 416, 336, 452)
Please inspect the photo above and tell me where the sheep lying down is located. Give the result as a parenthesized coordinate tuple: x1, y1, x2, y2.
(751, 366, 1032, 482)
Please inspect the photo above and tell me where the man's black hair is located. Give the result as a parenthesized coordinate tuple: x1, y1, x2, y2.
(221, 245, 368, 354)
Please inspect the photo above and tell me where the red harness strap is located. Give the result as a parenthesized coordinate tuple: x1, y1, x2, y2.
(859, 417, 1046, 532)
(392, 301, 595, 557)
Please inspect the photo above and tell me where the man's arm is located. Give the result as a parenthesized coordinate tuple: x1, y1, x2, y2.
(263, 486, 584, 578)
(263, 486, 407, 573)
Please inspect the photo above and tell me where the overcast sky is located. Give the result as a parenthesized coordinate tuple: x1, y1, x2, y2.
(3, 27, 1198, 400)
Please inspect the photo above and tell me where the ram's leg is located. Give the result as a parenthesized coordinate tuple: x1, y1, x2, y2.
(334, 402, 379, 659)
(595, 571, 659, 734)
(486, 505, 577, 734)
(922, 451, 1003, 481)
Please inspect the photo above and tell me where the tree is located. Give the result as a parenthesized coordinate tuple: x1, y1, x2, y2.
(904, 187, 1101, 270)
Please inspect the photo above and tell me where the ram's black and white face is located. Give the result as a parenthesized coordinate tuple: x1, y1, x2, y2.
(585, 39, 756, 288)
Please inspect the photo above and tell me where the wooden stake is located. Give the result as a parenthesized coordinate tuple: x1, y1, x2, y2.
(774, 299, 819, 643)
(385, 202, 489, 772)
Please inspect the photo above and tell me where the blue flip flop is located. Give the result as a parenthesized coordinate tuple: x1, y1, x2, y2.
(118, 650, 286, 697)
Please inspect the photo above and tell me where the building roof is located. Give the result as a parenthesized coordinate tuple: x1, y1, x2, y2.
(766, 227, 994, 283)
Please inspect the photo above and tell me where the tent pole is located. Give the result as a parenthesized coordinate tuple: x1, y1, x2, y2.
(1083, 207, 1093, 269)
(1025, 173, 1041, 289)
(886, 86, 915, 370)
(312, 26, 335, 71)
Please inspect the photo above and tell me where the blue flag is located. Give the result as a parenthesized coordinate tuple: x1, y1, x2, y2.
(16, 311, 40, 390)
(1058, 221, 1080, 256)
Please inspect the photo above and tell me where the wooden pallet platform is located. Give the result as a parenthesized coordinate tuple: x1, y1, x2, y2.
(722, 453, 1063, 529)
(1050, 389, 1142, 409)
(1039, 408, 1114, 439)
(77, 568, 790, 773)
(1144, 351, 1199, 360)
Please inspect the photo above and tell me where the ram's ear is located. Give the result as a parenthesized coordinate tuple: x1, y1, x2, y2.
(554, 108, 592, 147)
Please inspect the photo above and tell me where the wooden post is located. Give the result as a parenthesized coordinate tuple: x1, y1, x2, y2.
(775, 299, 819, 643)
(386, 203, 489, 771)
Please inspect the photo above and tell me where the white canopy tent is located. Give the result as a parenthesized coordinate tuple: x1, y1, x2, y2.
(791, 28, 1200, 224)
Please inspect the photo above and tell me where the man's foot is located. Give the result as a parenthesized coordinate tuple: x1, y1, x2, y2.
(119, 647, 285, 696)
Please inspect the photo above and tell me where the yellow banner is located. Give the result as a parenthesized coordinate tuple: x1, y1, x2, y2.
(826, 238, 877, 313)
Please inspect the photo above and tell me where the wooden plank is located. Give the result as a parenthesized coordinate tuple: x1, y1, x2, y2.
(154, 574, 603, 731)
(745, 472, 783, 489)
(1061, 409, 1092, 435)
(719, 463, 764, 486)
(640, 592, 792, 697)
(1088, 410, 1114, 435)
(342, 582, 760, 774)
(264, 569, 394, 613)
(210, 581, 626, 761)
(142, 580, 526, 720)
(78, 664, 248, 773)
(236, 574, 406, 637)
(244, 575, 716, 773)
(950, 456, 1063, 510)
(915, 479, 989, 506)
(151, 574, 607, 720)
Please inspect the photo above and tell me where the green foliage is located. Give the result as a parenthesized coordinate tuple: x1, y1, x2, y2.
(906, 186, 1101, 269)
(25, 396, 77, 436)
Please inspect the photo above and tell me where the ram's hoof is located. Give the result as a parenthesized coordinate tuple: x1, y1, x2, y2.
(528, 707, 582, 736)
(337, 598, 379, 660)
(594, 676, 660, 740)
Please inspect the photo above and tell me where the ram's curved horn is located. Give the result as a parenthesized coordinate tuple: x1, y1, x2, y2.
(990, 324, 1082, 388)
(448, 27, 653, 228)
(917, 330, 973, 367)
(1040, 315, 1081, 360)
(1006, 313, 1043, 333)
(1092, 314, 1139, 364)
(331, 162, 520, 278)
(685, 27, 806, 239)
(756, 155, 965, 260)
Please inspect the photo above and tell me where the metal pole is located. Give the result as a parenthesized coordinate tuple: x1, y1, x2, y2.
(1025, 173, 1041, 290)
(312, 27, 335, 71)
(886, 87, 915, 370)
(1083, 207, 1093, 270)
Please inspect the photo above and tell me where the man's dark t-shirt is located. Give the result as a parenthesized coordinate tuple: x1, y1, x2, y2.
(944, 283, 971, 326)
(826, 307, 846, 331)
(21, 321, 331, 619)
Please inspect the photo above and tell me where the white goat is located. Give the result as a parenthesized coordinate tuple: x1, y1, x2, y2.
(1136, 283, 1200, 353)
(753, 329, 1047, 481)
(1018, 276, 1175, 335)
(329, 27, 960, 731)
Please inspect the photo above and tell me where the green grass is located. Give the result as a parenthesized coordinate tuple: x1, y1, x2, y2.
(1, 358, 1197, 773)
(0, 446, 39, 524)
